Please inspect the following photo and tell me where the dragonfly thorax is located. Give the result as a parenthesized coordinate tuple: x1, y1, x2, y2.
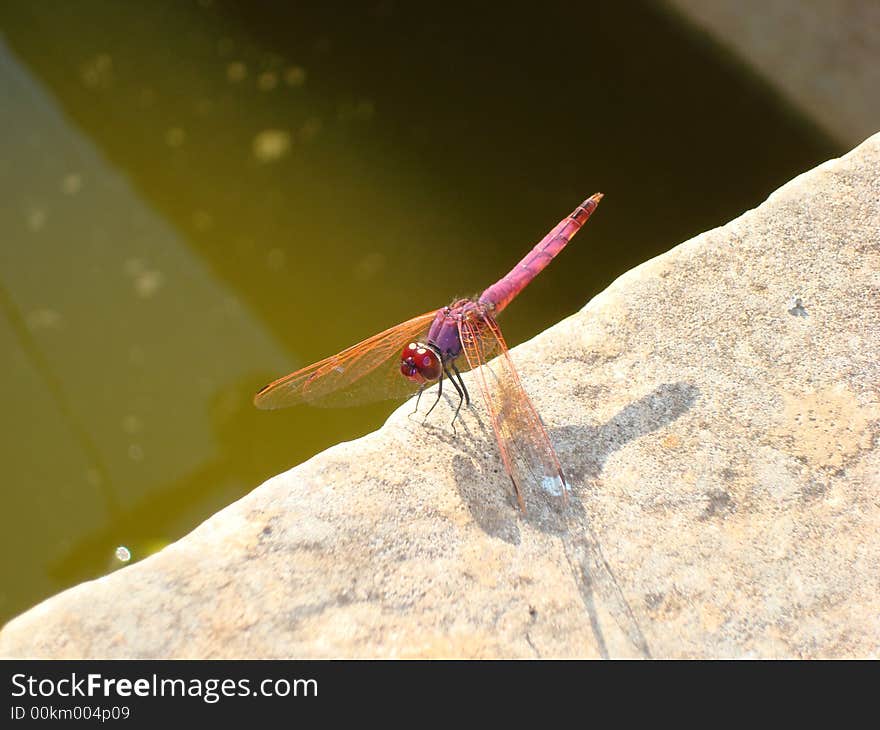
(400, 342, 442, 383)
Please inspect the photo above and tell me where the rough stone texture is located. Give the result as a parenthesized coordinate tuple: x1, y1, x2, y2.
(2, 134, 879, 659)
(665, 0, 880, 147)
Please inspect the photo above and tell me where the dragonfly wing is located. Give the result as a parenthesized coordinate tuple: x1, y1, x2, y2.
(254, 310, 438, 409)
(458, 314, 568, 511)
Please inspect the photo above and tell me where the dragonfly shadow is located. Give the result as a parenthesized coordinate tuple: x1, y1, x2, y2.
(452, 381, 700, 537)
(554, 380, 701, 487)
(450, 380, 700, 658)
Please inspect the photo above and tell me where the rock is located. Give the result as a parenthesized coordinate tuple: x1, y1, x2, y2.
(666, 0, 880, 147)
(2, 133, 878, 659)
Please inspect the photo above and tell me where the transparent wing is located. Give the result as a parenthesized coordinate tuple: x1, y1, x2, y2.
(458, 314, 568, 512)
(254, 310, 438, 409)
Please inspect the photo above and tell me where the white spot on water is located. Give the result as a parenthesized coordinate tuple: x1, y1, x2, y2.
(26, 207, 47, 231)
(114, 546, 131, 563)
(122, 415, 142, 434)
(266, 248, 286, 270)
(61, 173, 83, 195)
(285, 65, 307, 86)
(257, 71, 278, 91)
(226, 61, 247, 82)
(26, 308, 61, 330)
(252, 129, 291, 162)
(165, 127, 186, 147)
(124, 258, 165, 298)
(133, 269, 164, 299)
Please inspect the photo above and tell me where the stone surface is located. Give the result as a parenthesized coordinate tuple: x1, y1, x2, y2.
(665, 0, 880, 147)
(2, 133, 879, 659)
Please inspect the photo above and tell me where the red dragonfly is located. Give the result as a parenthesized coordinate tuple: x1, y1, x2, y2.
(255, 193, 603, 511)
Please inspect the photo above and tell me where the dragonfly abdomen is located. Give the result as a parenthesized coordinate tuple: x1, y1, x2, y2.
(478, 193, 603, 314)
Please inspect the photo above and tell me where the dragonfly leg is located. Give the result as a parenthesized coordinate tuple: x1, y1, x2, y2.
(451, 362, 470, 406)
(444, 366, 466, 434)
(409, 384, 426, 418)
(422, 370, 444, 422)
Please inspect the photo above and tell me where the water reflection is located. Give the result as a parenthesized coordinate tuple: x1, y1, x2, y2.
(0, 33, 290, 620)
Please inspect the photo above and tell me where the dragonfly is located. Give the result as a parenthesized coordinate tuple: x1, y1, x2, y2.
(254, 193, 603, 511)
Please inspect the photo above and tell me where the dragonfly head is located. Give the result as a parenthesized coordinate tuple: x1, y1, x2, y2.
(400, 342, 442, 383)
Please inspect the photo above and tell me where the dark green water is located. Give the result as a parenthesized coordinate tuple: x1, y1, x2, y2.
(0, 0, 840, 626)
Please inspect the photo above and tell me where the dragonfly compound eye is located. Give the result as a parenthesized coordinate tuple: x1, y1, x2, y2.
(399, 342, 442, 383)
